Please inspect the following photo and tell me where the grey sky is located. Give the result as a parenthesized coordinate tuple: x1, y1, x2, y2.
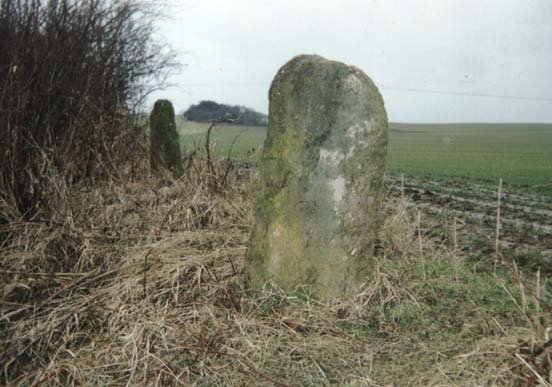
(149, 0, 552, 123)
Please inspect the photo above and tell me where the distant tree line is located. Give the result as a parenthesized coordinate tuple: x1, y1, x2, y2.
(183, 100, 268, 126)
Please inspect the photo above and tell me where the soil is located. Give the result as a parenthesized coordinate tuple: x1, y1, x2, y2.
(386, 174, 552, 271)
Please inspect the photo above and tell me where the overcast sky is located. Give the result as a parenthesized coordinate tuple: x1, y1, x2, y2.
(149, 0, 552, 123)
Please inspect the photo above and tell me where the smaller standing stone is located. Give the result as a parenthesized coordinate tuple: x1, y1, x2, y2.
(246, 55, 388, 298)
(150, 99, 183, 177)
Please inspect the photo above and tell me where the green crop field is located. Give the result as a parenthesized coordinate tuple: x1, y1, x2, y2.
(388, 123, 552, 189)
(177, 118, 267, 161)
(177, 118, 552, 190)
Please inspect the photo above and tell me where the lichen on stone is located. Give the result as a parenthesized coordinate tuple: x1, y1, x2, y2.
(246, 55, 388, 298)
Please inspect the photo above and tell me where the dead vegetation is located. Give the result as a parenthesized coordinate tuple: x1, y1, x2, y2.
(1, 159, 551, 386)
(0, 0, 176, 225)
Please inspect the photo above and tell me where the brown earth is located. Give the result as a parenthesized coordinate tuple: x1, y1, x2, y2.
(386, 174, 552, 272)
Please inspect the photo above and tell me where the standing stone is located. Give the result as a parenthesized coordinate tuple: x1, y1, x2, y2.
(150, 99, 183, 177)
(246, 55, 388, 298)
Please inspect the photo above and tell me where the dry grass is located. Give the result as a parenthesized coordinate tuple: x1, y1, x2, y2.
(1, 159, 551, 386)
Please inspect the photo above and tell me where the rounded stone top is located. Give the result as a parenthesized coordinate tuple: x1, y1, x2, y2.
(152, 99, 175, 115)
(269, 55, 386, 123)
(272, 54, 381, 95)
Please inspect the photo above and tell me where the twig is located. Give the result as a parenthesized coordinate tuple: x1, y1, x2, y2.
(205, 116, 241, 192)
(220, 128, 249, 189)
(536, 270, 542, 335)
(227, 255, 237, 276)
(205, 121, 218, 192)
(182, 149, 197, 183)
(400, 173, 405, 199)
(517, 353, 551, 387)
(495, 178, 502, 273)
(453, 217, 459, 286)
(417, 210, 426, 281)
(144, 248, 153, 299)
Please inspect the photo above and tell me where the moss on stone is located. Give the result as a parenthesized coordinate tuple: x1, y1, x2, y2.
(150, 99, 183, 177)
(246, 55, 388, 299)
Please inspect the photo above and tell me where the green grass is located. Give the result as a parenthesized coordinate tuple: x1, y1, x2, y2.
(388, 123, 552, 189)
(236, 219, 551, 385)
(177, 118, 552, 190)
(177, 118, 267, 161)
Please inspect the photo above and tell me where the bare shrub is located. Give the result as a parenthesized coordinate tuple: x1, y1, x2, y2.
(0, 0, 176, 226)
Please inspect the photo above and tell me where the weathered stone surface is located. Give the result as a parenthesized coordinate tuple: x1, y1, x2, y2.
(246, 55, 388, 298)
(150, 99, 183, 177)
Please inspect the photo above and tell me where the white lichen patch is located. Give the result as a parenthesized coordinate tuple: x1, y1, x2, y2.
(267, 223, 284, 276)
(319, 148, 344, 167)
(345, 119, 375, 158)
(329, 176, 346, 212)
(346, 145, 356, 160)
(272, 226, 282, 238)
(346, 120, 374, 141)
(344, 73, 363, 93)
